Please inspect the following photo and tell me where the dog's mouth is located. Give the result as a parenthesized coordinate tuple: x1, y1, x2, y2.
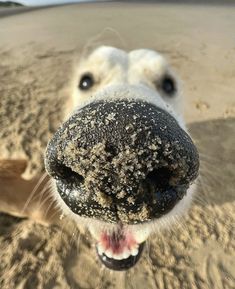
(93, 227, 147, 270)
(96, 242, 145, 271)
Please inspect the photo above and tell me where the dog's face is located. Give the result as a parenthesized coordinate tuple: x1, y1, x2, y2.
(45, 46, 199, 270)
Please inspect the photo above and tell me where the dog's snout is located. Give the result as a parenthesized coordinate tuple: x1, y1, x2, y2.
(45, 100, 199, 224)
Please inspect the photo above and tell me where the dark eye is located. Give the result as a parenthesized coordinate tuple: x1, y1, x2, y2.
(161, 75, 176, 96)
(79, 73, 94, 90)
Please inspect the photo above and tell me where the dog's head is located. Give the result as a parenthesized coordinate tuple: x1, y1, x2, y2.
(45, 46, 199, 270)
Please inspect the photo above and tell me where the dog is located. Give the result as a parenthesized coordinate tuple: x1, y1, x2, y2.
(0, 46, 199, 271)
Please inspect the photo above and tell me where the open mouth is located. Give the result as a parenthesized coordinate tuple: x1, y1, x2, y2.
(94, 227, 147, 270)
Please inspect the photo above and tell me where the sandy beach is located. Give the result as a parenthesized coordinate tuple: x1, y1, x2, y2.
(0, 2, 234, 288)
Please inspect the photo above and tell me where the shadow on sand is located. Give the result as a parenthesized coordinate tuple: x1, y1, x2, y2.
(189, 117, 235, 206)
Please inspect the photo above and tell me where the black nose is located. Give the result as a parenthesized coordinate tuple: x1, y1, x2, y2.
(45, 100, 199, 224)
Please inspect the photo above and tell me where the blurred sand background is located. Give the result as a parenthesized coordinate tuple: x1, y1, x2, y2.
(0, 2, 235, 289)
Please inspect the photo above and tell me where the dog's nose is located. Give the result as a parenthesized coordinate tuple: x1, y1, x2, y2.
(45, 100, 199, 224)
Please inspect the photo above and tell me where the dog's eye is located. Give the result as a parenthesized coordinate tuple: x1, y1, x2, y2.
(161, 75, 176, 96)
(79, 73, 94, 90)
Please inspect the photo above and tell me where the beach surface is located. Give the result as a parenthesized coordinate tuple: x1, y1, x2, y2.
(0, 2, 235, 289)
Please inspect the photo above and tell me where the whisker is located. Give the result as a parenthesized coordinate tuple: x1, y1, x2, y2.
(196, 176, 213, 201)
(37, 179, 54, 207)
(43, 199, 60, 222)
(199, 167, 221, 183)
(36, 186, 54, 211)
(21, 172, 49, 214)
(38, 183, 56, 209)
(199, 152, 220, 163)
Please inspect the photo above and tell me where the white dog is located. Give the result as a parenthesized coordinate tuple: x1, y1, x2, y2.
(1, 46, 199, 271)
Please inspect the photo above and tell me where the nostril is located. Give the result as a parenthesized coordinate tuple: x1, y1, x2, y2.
(61, 165, 84, 183)
(146, 167, 172, 191)
(144, 167, 189, 216)
(47, 160, 84, 183)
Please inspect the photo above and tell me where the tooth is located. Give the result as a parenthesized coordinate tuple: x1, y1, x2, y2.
(97, 243, 104, 255)
(104, 249, 113, 259)
(131, 247, 139, 256)
(113, 253, 124, 260)
(132, 244, 139, 250)
(122, 250, 131, 259)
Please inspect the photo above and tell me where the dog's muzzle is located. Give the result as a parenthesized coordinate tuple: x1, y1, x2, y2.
(45, 99, 199, 224)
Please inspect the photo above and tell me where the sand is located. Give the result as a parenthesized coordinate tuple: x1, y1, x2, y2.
(0, 2, 235, 289)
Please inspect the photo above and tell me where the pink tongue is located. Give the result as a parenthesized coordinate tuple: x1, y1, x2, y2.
(100, 231, 137, 254)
